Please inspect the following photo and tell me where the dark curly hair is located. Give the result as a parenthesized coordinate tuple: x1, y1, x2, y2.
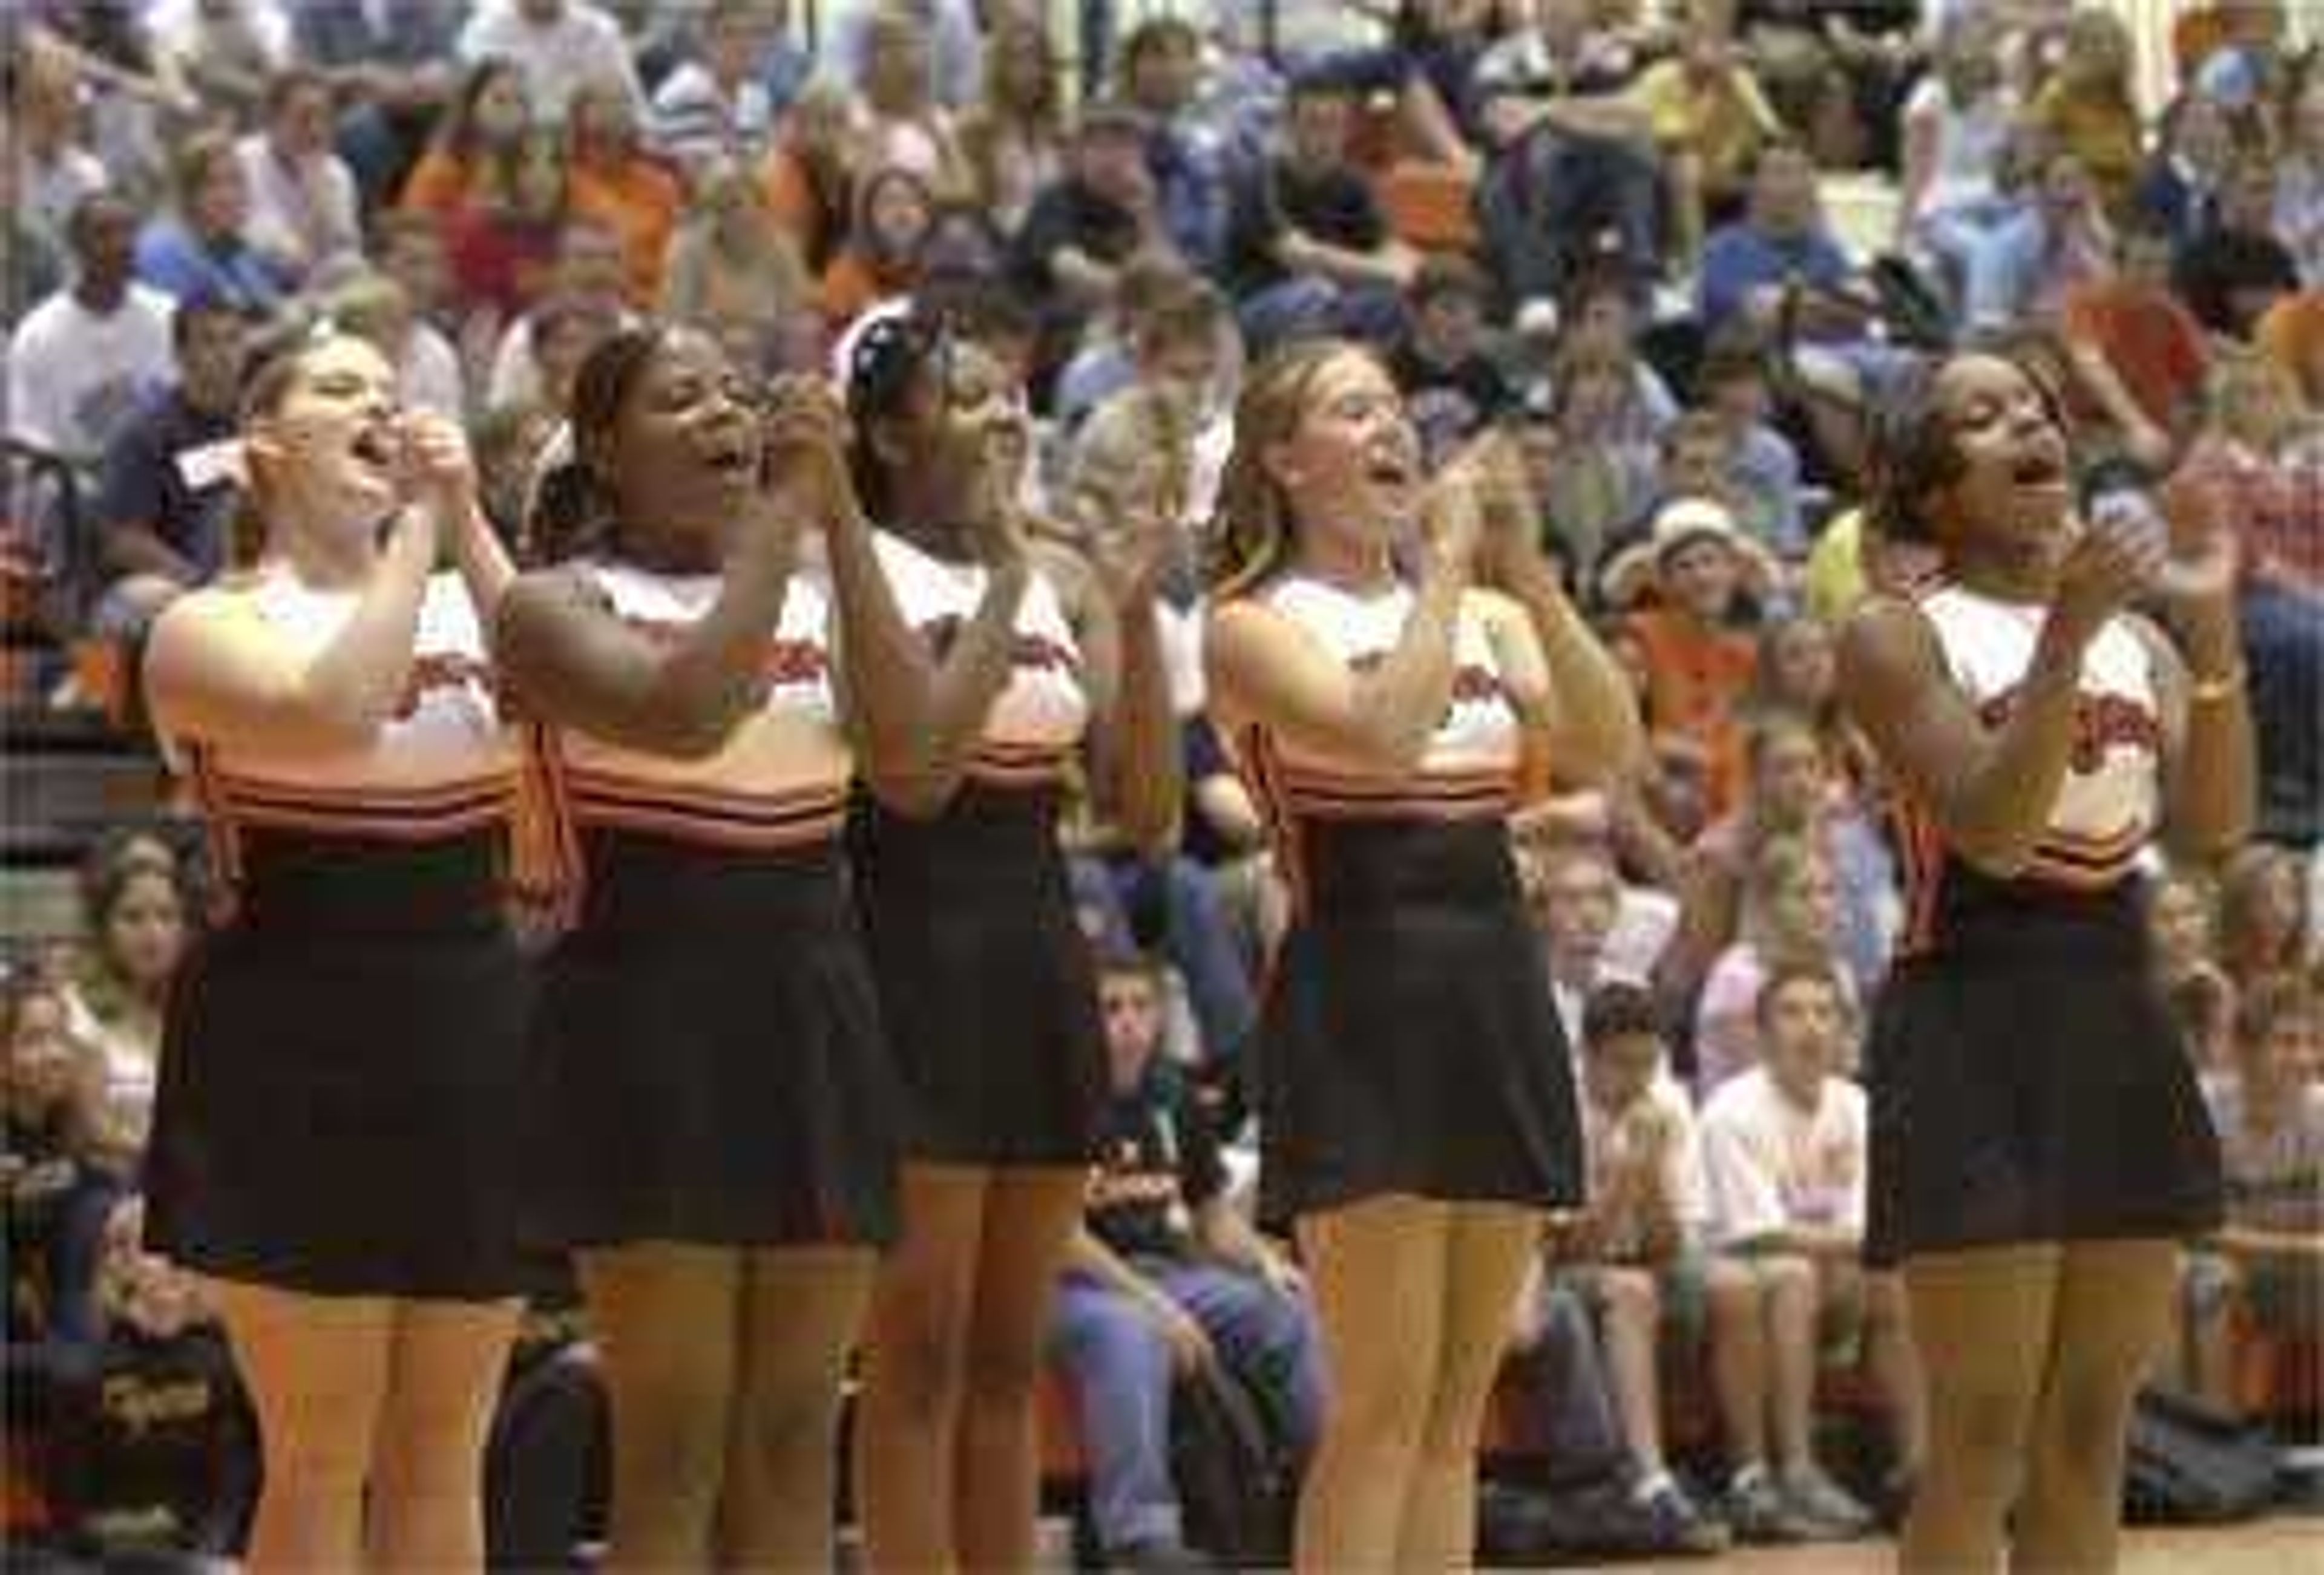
(1864, 343, 2068, 547)
(525, 324, 669, 565)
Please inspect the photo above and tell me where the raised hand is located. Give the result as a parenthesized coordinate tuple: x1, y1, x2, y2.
(2051, 503, 2167, 649)
(967, 419, 1033, 573)
(1419, 439, 1492, 580)
(397, 409, 479, 517)
(759, 373, 860, 528)
(1084, 453, 1183, 609)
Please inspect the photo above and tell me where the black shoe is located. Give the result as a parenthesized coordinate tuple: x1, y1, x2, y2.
(1107, 1537, 1216, 1573)
(1634, 1479, 1732, 1557)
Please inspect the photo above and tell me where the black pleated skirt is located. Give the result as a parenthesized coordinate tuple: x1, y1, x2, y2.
(847, 783, 1107, 1168)
(1864, 863, 2224, 1268)
(146, 831, 532, 1300)
(522, 831, 902, 1249)
(1256, 816, 1586, 1230)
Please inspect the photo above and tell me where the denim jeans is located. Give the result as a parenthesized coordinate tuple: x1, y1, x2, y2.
(1049, 1260, 1327, 1550)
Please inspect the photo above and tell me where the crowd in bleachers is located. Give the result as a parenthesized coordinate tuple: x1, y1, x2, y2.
(2, 0, 2321, 1567)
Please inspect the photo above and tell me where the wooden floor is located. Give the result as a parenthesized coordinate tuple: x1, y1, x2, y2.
(1609, 1518, 2323, 1574)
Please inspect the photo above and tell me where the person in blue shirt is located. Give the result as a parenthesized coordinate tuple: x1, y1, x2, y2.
(134, 131, 289, 319)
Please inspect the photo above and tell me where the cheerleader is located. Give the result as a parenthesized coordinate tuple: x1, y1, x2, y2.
(492, 325, 925, 1570)
(1203, 339, 1643, 1570)
(1839, 349, 2251, 1572)
(140, 332, 525, 1571)
(842, 306, 1183, 1572)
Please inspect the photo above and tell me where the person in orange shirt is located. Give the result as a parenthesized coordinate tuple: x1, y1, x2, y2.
(760, 78, 862, 278)
(563, 78, 683, 309)
(1604, 497, 1778, 822)
(2256, 289, 2324, 407)
(818, 165, 934, 340)
(2061, 215, 2211, 470)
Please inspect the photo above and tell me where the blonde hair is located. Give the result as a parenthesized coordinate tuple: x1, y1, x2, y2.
(1205, 339, 1373, 600)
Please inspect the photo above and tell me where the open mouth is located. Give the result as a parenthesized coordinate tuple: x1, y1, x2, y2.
(349, 424, 398, 474)
(1366, 452, 1416, 488)
(2010, 447, 2067, 488)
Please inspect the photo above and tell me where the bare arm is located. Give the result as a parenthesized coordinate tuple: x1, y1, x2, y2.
(490, 520, 798, 760)
(1071, 506, 1185, 856)
(1835, 510, 2161, 877)
(143, 508, 438, 755)
(2136, 532, 2257, 860)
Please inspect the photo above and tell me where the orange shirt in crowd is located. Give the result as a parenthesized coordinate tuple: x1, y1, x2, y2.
(567, 156, 683, 309)
(761, 143, 844, 275)
(1626, 607, 1758, 820)
(2257, 290, 2324, 407)
(818, 249, 909, 338)
(2063, 278, 2211, 433)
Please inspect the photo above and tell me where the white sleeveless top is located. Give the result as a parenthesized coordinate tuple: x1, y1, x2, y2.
(551, 560, 850, 848)
(176, 568, 520, 841)
(873, 528, 1089, 787)
(1234, 574, 1524, 821)
(1914, 581, 2161, 889)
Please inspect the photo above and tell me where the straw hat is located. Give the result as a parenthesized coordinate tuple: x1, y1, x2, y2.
(1599, 495, 1782, 608)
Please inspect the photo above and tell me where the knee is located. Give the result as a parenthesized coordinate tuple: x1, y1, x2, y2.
(730, 1375, 845, 1482)
(372, 1384, 501, 1495)
(870, 1303, 968, 1426)
(962, 1321, 1047, 1415)
(2035, 1371, 2142, 1478)
(1931, 1384, 2039, 1498)
(1705, 1262, 1761, 1329)
(603, 1351, 736, 1495)
(1601, 1269, 1660, 1328)
(1758, 1254, 1818, 1308)
(1334, 1354, 1435, 1458)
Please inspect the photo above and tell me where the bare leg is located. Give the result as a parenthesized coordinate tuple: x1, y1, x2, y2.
(366, 1296, 522, 1571)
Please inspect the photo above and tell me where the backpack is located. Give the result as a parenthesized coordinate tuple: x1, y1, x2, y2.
(2122, 1386, 2280, 1525)
(1170, 1360, 1296, 1566)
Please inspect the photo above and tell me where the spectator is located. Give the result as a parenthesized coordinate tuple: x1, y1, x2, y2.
(370, 212, 471, 398)
(287, 0, 462, 214)
(1700, 140, 1900, 414)
(1673, 706, 1894, 1018)
(2025, 8, 2144, 220)
(563, 77, 684, 309)
(1057, 255, 1218, 433)
(957, 14, 1066, 237)
(1115, 15, 1230, 273)
(1223, 71, 1414, 358)
(1692, 833, 1857, 1093)
(1388, 255, 1513, 465)
(457, 0, 645, 128)
(60, 833, 186, 1168)
(47, 1197, 255, 1561)
(2175, 151, 2302, 341)
(140, 0, 289, 124)
(2181, 977, 2323, 1411)
(1699, 962, 1923, 1539)
(1536, 981, 1743, 1554)
(1604, 498, 1773, 819)
(758, 76, 864, 277)
(1069, 272, 1236, 540)
(1628, 0, 1781, 264)
(132, 131, 289, 318)
(2255, 287, 2324, 407)
(1523, 355, 1642, 594)
(2060, 214, 2211, 470)
(87, 292, 250, 633)
(649, 0, 786, 179)
(2, 972, 115, 1347)
(484, 217, 635, 411)
(1049, 953, 1325, 1570)
(1695, 330, 1806, 557)
(470, 399, 559, 551)
(235, 67, 364, 288)
(819, 164, 937, 336)
(2192, 0, 2291, 122)
(824, 0, 983, 113)
(398, 61, 563, 326)
(7, 191, 174, 467)
(1746, 614, 1877, 801)
(1011, 103, 1173, 390)
(11, 33, 109, 252)
(2149, 866, 2227, 1000)
(1960, 147, 2116, 335)
(2276, 71, 2324, 287)
(661, 159, 813, 375)
(2130, 90, 2237, 255)
(854, 4, 972, 198)
(1896, 10, 2017, 290)
(2218, 843, 2313, 997)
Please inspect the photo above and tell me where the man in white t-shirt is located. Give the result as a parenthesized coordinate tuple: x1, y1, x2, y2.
(1523, 981, 1751, 1553)
(1701, 961, 1924, 1541)
(6, 193, 175, 467)
(458, 0, 645, 126)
